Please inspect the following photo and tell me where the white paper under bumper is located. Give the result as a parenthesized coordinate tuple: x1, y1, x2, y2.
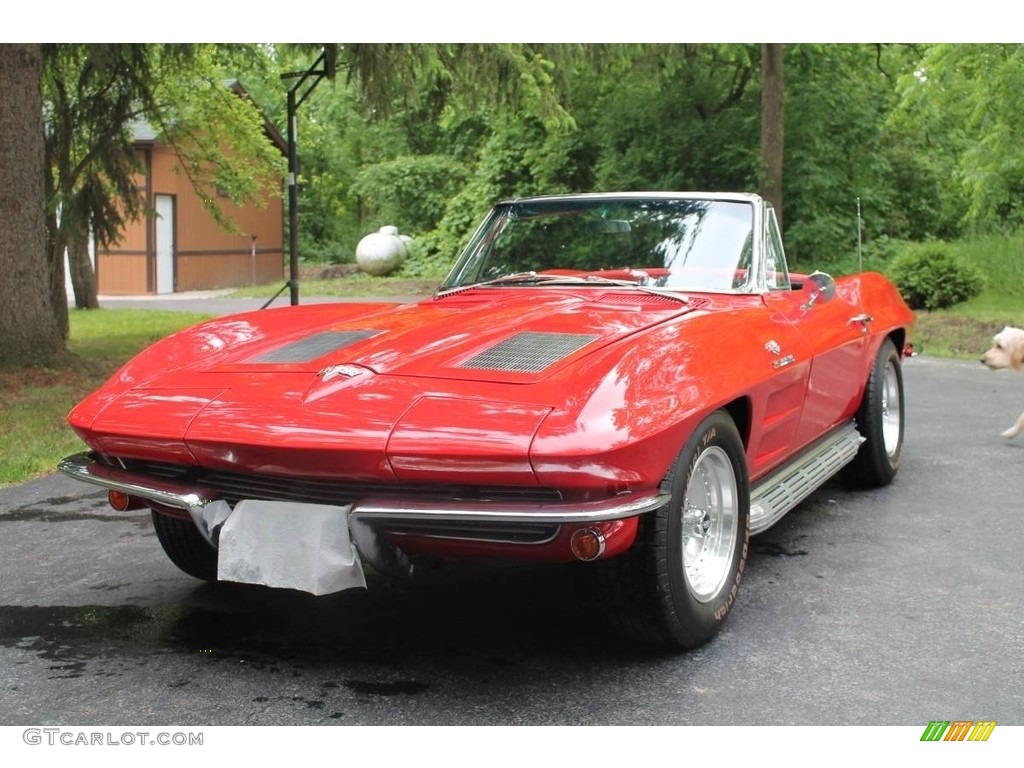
(215, 500, 366, 596)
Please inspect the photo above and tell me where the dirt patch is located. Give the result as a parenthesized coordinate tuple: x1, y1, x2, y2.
(0, 355, 106, 398)
(299, 264, 362, 281)
(298, 264, 439, 296)
(913, 313, 1005, 358)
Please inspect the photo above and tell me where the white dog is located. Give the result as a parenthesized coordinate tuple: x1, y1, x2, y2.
(980, 325, 1024, 438)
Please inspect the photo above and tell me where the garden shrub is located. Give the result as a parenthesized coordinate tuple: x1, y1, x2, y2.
(887, 243, 984, 310)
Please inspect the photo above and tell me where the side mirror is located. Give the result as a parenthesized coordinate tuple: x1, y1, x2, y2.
(803, 270, 836, 309)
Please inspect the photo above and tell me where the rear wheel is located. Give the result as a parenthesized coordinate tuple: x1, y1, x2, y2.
(844, 338, 904, 488)
(597, 410, 750, 648)
(151, 511, 218, 581)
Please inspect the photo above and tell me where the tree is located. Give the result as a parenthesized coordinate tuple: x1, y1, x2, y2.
(44, 44, 286, 322)
(43, 44, 159, 320)
(2, 43, 577, 368)
(580, 44, 759, 192)
(0, 44, 64, 366)
(760, 43, 784, 227)
(9, 42, 955, 371)
(274, 43, 579, 271)
(892, 43, 1024, 232)
(782, 44, 919, 264)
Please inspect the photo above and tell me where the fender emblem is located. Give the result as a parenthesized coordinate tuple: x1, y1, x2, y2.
(773, 354, 796, 369)
(318, 364, 367, 382)
(765, 340, 782, 356)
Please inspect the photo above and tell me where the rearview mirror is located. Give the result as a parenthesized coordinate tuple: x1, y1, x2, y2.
(586, 219, 631, 235)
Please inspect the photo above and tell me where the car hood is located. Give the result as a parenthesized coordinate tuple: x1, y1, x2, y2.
(71, 288, 708, 481)
(176, 288, 701, 385)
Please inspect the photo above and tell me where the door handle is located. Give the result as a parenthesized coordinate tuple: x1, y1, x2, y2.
(848, 314, 873, 333)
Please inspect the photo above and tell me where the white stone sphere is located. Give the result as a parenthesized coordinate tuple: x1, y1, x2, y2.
(355, 226, 408, 276)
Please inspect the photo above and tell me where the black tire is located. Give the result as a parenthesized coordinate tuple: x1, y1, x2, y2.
(151, 510, 218, 581)
(597, 410, 750, 648)
(843, 338, 904, 488)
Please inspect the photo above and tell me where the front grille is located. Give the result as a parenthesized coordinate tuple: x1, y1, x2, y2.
(384, 519, 559, 545)
(119, 459, 562, 508)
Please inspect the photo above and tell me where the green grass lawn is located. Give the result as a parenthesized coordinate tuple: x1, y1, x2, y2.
(0, 309, 212, 487)
(910, 291, 1022, 360)
(229, 273, 440, 300)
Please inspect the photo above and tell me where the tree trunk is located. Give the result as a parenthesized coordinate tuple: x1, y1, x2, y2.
(45, 216, 70, 338)
(0, 44, 65, 366)
(760, 43, 785, 232)
(50, 237, 70, 338)
(68, 228, 99, 309)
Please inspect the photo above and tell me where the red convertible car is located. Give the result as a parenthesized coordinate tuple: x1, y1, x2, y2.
(59, 192, 914, 648)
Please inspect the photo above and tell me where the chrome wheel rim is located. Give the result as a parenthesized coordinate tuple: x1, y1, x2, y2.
(681, 446, 739, 602)
(881, 360, 902, 458)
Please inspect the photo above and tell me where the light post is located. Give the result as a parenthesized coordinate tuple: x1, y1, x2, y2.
(276, 46, 336, 307)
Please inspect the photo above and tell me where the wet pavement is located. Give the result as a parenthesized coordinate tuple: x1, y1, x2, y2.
(1, 356, 1023, 726)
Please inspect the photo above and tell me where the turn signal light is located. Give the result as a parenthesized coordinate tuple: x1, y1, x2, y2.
(108, 490, 142, 511)
(569, 528, 606, 561)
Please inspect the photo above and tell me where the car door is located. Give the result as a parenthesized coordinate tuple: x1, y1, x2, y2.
(762, 280, 868, 448)
(794, 276, 870, 444)
(753, 206, 867, 461)
(743, 212, 815, 479)
(743, 311, 815, 481)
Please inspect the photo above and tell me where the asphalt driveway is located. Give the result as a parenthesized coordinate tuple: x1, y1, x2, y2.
(1, 351, 1022, 728)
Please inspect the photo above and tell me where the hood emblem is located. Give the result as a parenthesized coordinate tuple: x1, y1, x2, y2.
(765, 340, 782, 356)
(318, 364, 368, 382)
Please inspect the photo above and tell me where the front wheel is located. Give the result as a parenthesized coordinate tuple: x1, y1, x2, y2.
(151, 510, 218, 581)
(597, 410, 750, 648)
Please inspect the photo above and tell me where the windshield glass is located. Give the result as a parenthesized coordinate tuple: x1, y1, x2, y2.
(440, 196, 755, 292)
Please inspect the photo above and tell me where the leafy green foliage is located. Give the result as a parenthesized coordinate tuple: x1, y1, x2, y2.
(44, 44, 287, 241)
(43, 45, 151, 249)
(891, 44, 1024, 231)
(150, 46, 287, 232)
(782, 44, 922, 266)
(351, 154, 468, 234)
(952, 231, 1024, 297)
(584, 45, 760, 192)
(402, 116, 558, 277)
(47, 43, 1024, 308)
(41, 43, 289, 320)
(887, 242, 985, 310)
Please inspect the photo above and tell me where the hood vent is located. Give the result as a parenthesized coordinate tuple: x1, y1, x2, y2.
(460, 332, 598, 373)
(251, 330, 382, 364)
(592, 292, 710, 311)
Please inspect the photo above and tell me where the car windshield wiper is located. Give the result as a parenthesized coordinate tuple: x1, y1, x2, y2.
(435, 271, 690, 304)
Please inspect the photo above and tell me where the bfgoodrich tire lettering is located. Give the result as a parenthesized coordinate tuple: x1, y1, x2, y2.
(151, 510, 218, 581)
(597, 410, 750, 648)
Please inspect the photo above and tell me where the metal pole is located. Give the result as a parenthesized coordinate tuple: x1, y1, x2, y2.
(287, 89, 299, 306)
(856, 197, 863, 273)
(276, 47, 331, 309)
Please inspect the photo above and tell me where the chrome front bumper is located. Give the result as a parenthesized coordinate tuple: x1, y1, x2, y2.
(57, 452, 669, 546)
